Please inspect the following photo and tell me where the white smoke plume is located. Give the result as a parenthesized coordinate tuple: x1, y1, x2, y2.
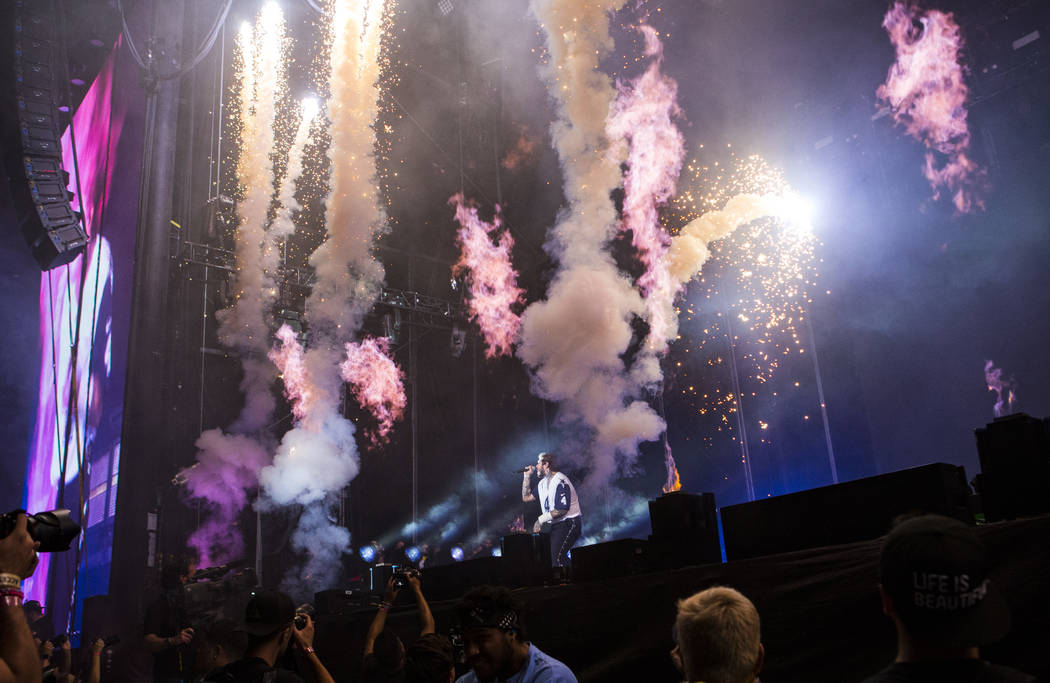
(519, 0, 665, 492)
(260, 0, 392, 597)
(181, 7, 289, 566)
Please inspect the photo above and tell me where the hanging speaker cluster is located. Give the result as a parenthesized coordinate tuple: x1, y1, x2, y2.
(1, 0, 89, 270)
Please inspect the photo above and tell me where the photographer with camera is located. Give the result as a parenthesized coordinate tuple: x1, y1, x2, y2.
(0, 512, 42, 683)
(143, 556, 197, 683)
(205, 589, 333, 683)
(363, 571, 435, 683)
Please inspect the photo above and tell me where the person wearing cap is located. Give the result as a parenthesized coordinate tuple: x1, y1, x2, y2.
(192, 618, 247, 682)
(204, 589, 334, 683)
(522, 453, 582, 569)
(454, 586, 576, 683)
(863, 514, 1035, 683)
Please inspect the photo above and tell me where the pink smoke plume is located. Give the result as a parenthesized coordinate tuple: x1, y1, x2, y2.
(607, 23, 685, 353)
(450, 193, 525, 358)
(269, 324, 311, 421)
(340, 337, 406, 446)
(877, 2, 986, 213)
(984, 360, 1016, 418)
(184, 430, 270, 566)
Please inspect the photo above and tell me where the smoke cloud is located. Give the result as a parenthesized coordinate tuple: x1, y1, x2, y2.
(260, 0, 393, 597)
(181, 7, 289, 566)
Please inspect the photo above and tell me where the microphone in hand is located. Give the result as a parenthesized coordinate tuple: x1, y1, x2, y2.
(514, 466, 534, 474)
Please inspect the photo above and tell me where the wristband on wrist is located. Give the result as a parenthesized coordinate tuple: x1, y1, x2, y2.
(0, 573, 21, 588)
(379, 600, 392, 612)
(303, 646, 315, 655)
(1, 593, 23, 607)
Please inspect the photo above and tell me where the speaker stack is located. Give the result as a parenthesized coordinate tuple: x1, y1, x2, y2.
(975, 413, 1050, 522)
(1, 0, 89, 270)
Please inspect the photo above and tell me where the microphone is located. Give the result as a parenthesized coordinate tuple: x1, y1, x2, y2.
(514, 466, 532, 474)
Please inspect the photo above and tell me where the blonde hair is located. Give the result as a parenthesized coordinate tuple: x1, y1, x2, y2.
(675, 586, 761, 683)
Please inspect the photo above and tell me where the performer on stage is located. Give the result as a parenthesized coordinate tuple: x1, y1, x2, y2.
(522, 452, 582, 568)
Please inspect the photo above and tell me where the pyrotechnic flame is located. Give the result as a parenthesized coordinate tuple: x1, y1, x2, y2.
(450, 194, 525, 358)
(984, 360, 1016, 418)
(607, 22, 685, 355)
(340, 337, 406, 446)
(269, 325, 311, 421)
(877, 2, 986, 212)
(661, 441, 682, 493)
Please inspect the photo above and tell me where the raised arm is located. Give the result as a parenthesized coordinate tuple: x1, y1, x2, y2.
(364, 577, 399, 657)
(521, 466, 536, 502)
(0, 513, 42, 683)
(406, 574, 434, 636)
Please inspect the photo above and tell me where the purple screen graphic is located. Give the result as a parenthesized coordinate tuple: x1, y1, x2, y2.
(22, 37, 142, 635)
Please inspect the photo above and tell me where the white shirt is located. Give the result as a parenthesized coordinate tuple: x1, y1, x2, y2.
(537, 471, 581, 521)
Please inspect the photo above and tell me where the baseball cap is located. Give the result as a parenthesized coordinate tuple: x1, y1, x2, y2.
(880, 514, 1011, 646)
(241, 589, 296, 636)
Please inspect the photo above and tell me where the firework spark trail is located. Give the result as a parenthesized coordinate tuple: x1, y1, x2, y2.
(607, 23, 685, 354)
(181, 8, 287, 566)
(519, 0, 665, 493)
(264, 97, 321, 277)
(260, 0, 392, 597)
(877, 2, 985, 213)
(340, 337, 406, 446)
(984, 360, 1016, 418)
(450, 194, 524, 358)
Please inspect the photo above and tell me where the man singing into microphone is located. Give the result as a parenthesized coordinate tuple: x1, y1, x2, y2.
(522, 452, 582, 569)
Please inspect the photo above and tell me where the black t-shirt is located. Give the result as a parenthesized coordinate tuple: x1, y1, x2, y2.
(143, 592, 193, 681)
(204, 656, 305, 683)
(863, 660, 1035, 683)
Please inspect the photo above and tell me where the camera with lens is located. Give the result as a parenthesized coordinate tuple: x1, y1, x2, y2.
(0, 509, 81, 552)
(392, 567, 418, 590)
(293, 602, 314, 630)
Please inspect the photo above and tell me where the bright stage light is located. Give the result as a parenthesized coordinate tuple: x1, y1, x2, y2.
(405, 545, 421, 562)
(301, 96, 319, 121)
(450, 545, 465, 562)
(491, 547, 502, 557)
(773, 191, 816, 235)
(359, 545, 376, 563)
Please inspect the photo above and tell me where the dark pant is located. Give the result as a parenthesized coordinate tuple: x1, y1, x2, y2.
(549, 516, 582, 567)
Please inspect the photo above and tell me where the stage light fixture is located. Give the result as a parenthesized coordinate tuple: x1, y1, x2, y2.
(405, 545, 421, 562)
(450, 545, 465, 562)
(437, 0, 454, 16)
(491, 547, 502, 557)
(359, 545, 376, 563)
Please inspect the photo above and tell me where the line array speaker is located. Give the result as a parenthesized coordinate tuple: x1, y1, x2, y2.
(1, 0, 89, 270)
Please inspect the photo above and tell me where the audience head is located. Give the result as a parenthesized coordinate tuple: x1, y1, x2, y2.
(455, 586, 528, 681)
(674, 585, 763, 683)
(161, 555, 196, 591)
(372, 629, 406, 672)
(404, 634, 455, 683)
(879, 514, 1010, 649)
(242, 589, 296, 654)
(23, 600, 43, 620)
(194, 617, 247, 675)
